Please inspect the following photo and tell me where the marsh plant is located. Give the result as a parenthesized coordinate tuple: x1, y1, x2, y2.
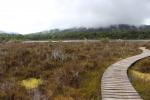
(0, 41, 150, 100)
(129, 57, 150, 100)
(51, 48, 67, 61)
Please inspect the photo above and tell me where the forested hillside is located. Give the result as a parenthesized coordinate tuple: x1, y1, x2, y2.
(1, 24, 150, 41)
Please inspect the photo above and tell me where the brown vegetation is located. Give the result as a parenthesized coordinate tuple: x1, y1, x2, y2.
(129, 57, 150, 100)
(0, 41, 148, 100)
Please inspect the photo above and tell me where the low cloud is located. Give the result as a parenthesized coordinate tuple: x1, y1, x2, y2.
(52, 0, 150, 28)
(0, 0, 150, 34)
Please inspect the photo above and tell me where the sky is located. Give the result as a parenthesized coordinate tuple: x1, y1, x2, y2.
(0, 0, 150, 34)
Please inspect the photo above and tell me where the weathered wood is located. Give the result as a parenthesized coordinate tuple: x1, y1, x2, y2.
(101, 47, 150, 100)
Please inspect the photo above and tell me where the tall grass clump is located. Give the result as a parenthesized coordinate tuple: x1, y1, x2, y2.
(129, 57, 150, 100)
(1, 41, 150, 99)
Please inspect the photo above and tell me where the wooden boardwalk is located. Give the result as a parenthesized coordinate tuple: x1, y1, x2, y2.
(101, 47, 150, 100)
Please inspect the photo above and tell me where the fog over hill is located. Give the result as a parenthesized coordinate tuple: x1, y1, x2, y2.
(0, 0, 150, 34)
(1, 24, 150, 41)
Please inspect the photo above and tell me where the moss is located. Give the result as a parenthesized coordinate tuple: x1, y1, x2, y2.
(20, 78, 43, 89)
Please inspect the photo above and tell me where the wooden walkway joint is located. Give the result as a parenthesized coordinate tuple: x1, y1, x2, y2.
(101, 47, 150, 100)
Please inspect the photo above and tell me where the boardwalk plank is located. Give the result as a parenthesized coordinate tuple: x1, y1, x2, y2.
(101, 47, 150, 100)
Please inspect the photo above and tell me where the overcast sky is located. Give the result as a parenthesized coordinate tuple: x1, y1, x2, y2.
(0, 0, 150, 34)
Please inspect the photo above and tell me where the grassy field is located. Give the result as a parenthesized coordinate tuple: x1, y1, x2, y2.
(0, 40, 149, 100)
(129, 57, 150, 100)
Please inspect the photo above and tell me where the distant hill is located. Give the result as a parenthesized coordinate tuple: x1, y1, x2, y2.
(25, 24, 150, 40)
(0, 32, 24, 41)
(1, 24, 150, 41)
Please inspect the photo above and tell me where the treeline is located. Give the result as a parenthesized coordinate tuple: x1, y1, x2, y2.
(0, 33, 24, 42)
(1, 24, 150, 41)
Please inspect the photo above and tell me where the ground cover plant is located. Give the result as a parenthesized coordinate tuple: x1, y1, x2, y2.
(0, 40, 148, 100)
(129, 56, 150, 100)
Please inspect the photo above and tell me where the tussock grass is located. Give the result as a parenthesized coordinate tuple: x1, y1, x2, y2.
(129, 57, 150, 100)
(54, 95, 74, 100)
(130, 70, 150, 82)
(0, 41, 149, 99)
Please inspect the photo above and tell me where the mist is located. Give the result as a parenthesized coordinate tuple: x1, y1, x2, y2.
(0, 0, 150, 34)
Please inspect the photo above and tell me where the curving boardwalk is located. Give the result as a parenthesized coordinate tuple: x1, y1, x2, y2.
(101, 47, 150, 100)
